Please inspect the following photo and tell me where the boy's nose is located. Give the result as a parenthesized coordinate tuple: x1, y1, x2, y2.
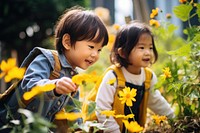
(91, 51, 98, 57)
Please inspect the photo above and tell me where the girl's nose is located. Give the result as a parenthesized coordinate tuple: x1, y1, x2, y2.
(145, 49, 151, 55)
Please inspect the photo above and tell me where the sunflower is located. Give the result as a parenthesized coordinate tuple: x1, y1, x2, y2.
(118, 86, 137, 107)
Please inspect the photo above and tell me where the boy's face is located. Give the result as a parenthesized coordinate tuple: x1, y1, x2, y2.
(64, 39, 103, 70)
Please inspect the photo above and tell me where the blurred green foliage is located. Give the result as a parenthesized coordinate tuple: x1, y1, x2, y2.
(153, 2, 200, 119)
(0, 0, 89, 63)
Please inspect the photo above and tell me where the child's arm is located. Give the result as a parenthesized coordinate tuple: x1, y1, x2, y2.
(21, 54, 77, 100)
(96, 70, 121, 133)
(147, 72, 175, 118)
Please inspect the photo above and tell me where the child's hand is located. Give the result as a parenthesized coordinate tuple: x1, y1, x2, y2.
(55, 77, 78, 95)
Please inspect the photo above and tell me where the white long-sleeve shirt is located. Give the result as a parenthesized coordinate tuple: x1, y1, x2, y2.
(95, 67, 174, 133)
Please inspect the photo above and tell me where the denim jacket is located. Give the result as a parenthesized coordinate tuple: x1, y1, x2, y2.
(0, 47, 79, 126)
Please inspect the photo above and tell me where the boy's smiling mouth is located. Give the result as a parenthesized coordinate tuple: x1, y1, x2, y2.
(85, 59, 94, 65)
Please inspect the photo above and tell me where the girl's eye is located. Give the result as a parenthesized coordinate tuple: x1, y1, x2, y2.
(98, 49, 102, 52)
(139, 47, 144, 49)
(150, 47, 153, 50)
(89, 45, 94, 49)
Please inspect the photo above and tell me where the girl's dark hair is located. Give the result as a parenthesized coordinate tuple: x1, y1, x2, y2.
(54, 6, 108, 54)
(110, 21, 158, 67)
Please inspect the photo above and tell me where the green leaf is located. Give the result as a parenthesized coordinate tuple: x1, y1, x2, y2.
(173, 4, 193, 21)
(72, 97, 83, 110)
(87, 101, 96, 115)
(167, 44, 191, 56)
(193, 33, 200, 42)
(168, 24, 178, 34)
(196, 3, 200, 18)
(65, 105, 76, 112)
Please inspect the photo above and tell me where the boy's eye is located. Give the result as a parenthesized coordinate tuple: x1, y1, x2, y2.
(98, 49, 102, 52)
(139, 47, 144, 49)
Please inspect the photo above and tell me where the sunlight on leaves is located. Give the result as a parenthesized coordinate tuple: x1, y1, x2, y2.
(167, 43, 191, 56)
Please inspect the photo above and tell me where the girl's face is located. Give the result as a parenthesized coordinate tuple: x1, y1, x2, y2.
(126, 33, 154, 74)
(64, 39, 103, 70)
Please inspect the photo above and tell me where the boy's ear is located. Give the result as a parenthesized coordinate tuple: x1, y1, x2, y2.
(118, 47, 125, 58)
(62, 34, 71, 50)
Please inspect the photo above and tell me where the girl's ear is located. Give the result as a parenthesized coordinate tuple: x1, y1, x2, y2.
(62, 34, 71, 50)
(118, 47, 125, 58)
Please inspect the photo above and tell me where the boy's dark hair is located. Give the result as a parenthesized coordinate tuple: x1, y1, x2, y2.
(54, 6, 108, 54)
(110, 21, 158, 67)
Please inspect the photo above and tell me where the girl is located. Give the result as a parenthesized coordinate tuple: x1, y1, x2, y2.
(0, 6, 108, 131)
(95, 21, 174, 133)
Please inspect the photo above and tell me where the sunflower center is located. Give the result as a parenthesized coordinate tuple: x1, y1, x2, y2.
(126, 94, 131, 99)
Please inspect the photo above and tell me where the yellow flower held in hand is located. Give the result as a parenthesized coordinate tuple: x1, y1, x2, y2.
(72, 74, 86, 85)
(119, 86, 137, 107)
(55, 111, 82, 121)
(122, 120, 144, 132)
(23, 84, 55, 100)
(72, 73, 100, 85)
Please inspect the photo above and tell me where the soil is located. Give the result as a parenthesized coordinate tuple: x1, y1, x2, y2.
(145, 116, 200, 133)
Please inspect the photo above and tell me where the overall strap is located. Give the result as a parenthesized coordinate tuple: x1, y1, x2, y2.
(109, 65, 126, 89)
(139, 67, 152, 126)
(144, 67, 152, 90)
(111, 65, 126, 132)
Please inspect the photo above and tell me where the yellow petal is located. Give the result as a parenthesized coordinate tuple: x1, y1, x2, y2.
(126, 99, 133, 107)
(123, 120, 143, 132)
(100, 110, 115, 117)
(106, 78, 116, 85)
(0, 58, 16, 72)
(4, 67, 26, 82)
(0, 72, 5, 78)
(23, 84, 55, 100)
(55, 112, 82, 121)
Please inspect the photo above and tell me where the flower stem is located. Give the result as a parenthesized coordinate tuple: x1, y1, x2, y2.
(128, 107, 135, 121)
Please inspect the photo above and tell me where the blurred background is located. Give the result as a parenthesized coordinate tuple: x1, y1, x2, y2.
(0, 0, 199, 91)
